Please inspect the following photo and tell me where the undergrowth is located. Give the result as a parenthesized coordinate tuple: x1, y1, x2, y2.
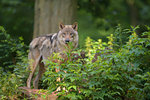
(43, 25, 150, 100)
(0, 25, 150, 100)
(0, 26, 28, 100)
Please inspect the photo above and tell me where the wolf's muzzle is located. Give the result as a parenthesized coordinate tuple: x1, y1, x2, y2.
(65, 39, 70, 44)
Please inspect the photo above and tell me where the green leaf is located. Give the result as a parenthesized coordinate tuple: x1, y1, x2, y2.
(68, 85, 77, 90)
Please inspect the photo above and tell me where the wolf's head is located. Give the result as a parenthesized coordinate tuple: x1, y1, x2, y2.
(57, 22, 78, 48)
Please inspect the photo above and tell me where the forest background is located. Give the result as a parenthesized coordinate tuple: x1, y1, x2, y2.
(0, 0, 150, 99)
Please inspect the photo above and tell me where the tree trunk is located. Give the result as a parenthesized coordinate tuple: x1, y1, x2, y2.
(33, 0, 77, 38)
(126, 0, 138, 26)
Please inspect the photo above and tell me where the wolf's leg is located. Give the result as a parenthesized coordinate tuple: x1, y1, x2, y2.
(27, 56, 41, 88)
(27, 62, 37, 88)
(33, 60, 45, 89)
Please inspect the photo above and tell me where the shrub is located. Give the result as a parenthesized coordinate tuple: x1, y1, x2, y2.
(43, 25, 150, 100)
(0, 69, 22, 99)
(0, 25, 150, 100)
(0, 26, 29, 99)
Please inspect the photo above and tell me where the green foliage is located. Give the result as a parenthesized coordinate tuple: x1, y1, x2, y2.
(0, 0, 34, 44)
(78, 0, 150, 48)
(0, 25, 150, 99)
(43, 25, 150, 99)
(0, 26, 28, 71)
(0, 26, 29, 99)
(0, 70, 22, 100)
(78, 0, 150, 26)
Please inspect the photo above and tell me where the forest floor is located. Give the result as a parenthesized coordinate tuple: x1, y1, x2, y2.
(19, 87, 58, 100)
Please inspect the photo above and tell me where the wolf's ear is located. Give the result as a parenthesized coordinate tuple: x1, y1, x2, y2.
(72, 22, 78, 31)
(59, 22, 65, 30)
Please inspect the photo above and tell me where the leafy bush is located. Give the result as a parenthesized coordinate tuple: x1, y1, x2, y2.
(0, 26, 29, 99)
(0, 69, 22, 99)
(0, 26, 28, 70)
(0, 25, 150, 100)
(43, 25, 150, 100)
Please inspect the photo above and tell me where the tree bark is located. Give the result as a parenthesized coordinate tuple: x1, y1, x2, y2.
(33, 0, 77, 38)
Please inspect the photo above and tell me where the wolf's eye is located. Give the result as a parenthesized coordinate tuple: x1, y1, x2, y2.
(70, 33, 74, 37)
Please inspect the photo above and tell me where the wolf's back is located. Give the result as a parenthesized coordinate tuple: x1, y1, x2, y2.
(28, 33, 57, 60)
(29, 33, 56, 49)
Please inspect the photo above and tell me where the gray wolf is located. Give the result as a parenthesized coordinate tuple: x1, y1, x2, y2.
(27, 22, 78, 89)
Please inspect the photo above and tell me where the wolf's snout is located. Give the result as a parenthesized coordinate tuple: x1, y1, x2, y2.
(65, 39, 70, 43)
